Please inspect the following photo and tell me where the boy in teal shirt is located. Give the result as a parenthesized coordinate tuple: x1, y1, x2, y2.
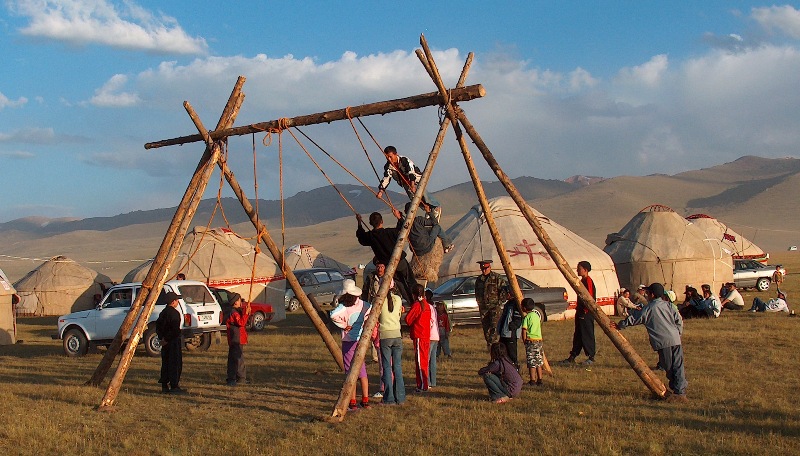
(521, 298, 544, 386)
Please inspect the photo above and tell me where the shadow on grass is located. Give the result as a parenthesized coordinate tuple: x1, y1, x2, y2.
(0, 343, 61, 358)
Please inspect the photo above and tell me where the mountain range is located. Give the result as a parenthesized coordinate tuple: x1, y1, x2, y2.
(1, 155, 798, 282)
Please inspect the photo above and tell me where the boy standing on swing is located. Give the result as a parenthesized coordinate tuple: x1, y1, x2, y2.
(375, 146, 441, 221)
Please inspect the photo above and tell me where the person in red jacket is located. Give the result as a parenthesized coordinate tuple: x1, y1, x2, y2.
(406, 284, 432, 392)
(226, 292, 251, 386)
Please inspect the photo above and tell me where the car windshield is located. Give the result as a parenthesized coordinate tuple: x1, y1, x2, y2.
(177, 285, 214, 304)
(314, 271, 331, 283)
(433, 278, 465, 295)
(329, 271, 345, 281)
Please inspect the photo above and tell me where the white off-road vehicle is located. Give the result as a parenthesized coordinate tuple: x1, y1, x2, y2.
(54, 280, 225, 357)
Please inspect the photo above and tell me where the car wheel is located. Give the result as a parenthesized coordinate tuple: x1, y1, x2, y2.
(534, 304, 547, 322)
(756, 278, 770, 292)
(185, 333, 212, 351)
(288, 297, 301, 312)
(63, 328, 88, 357)
(143, 326, 162, 357)
(251, 311, 266, 331)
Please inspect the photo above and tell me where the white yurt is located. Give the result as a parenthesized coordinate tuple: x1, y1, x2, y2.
(0, 268, 16, 345)
(439, 197, 620, 319)
(605, 205, 733, 294)
(686, 214, 768, 262)
(13, 256, 113, 316)
(283, 244, 355, 275)
(124, 227, 286, 322)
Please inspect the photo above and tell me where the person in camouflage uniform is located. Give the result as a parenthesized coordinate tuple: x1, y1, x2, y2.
(475, 260, 507, 347)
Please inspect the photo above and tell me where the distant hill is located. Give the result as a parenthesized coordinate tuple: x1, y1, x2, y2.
(1, 156, 798, 283)
(564, 175, 605, 186)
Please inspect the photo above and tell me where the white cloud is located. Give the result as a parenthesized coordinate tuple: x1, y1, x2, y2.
(87, 74, 140, 107)
(0, 126, 56, 143)
(0, 150, 35, 159)
(617, 54, 669, 87)
(9, 0, 208, 54)
(0, 91, 28, 108)
(752, 5, 800, 39)
(0, 126, 89, 144)
(73, 40, 800, 201)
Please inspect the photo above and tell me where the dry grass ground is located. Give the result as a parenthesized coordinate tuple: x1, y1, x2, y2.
(1, 254, 798, 455)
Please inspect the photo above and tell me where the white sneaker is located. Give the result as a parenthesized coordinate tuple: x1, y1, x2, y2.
(373, 391, 383, 398)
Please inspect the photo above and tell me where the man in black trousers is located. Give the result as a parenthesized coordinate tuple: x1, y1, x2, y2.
(157, 291, 187, 394)
(560, 261, 597, 366)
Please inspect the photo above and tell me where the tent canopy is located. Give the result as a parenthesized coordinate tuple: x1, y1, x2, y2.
(439, 196, 620, 318)
(125, 227, 286, 321)
(283, 244, 355, 276)
(686, 214, 768, 262)
(0, 268, 16, 345)
(13, 256, 112, 316)
(605, 205, 733, 294)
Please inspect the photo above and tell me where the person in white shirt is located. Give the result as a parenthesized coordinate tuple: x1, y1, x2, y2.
(700, 284, 721, 318)
(720, 282, 745, 311)
(750, 290, 790, 313)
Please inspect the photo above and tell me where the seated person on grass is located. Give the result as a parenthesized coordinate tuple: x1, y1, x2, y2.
(720, 282, 745, 311)
(750, 290, 789, 313)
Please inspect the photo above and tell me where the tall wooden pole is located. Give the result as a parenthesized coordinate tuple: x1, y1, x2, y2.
(88, 77, 246, 387)
(98, 105, 227, 409)
(454, 107, 667, 397)
(145, 85, 485, 150)
(416, 37, 528, 342)
(216, 158, 344, 370)
(327, 47, 476, 423)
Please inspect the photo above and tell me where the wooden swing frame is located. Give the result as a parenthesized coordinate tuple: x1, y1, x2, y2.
(88, 35, 667, 418)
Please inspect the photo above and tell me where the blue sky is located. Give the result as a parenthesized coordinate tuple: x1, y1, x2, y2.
(1, 1, 799, 223)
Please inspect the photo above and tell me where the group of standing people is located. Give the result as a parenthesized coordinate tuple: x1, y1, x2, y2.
(330, 277, 451, 409)
(155, 289, 251, 394)
(475, 260, 546, 403)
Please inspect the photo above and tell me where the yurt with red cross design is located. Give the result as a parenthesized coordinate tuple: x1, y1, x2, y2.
(439, 196, 619, 320)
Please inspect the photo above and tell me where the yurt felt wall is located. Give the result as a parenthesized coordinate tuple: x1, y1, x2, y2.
(439, 197, 620, 319)
(0, 268, 16, 345)
(283, 244, 355, 275)
(605, 207, 733, 295)
(124, 227, 286, 322)
(13, 256, 113, 316)
(686, 214, 768, 262)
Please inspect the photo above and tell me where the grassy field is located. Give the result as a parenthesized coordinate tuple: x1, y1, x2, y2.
(1, 254, 798, 455)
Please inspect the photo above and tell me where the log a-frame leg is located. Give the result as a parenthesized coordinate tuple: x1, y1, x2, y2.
(418, 34, 667, 398)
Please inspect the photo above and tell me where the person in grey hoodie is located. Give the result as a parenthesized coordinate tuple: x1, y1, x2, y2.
(613, 282, 688, 403)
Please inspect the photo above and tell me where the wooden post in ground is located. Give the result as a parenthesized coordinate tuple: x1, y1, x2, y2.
(454, 106, 667, 397)
(88, 77, 246, 388)
(327, 48, 477, 423)
(415, 38, 527, 345)
(416, 39, 554, 375)
(215, 158, 344, 370)
(98, 105, 227, 409)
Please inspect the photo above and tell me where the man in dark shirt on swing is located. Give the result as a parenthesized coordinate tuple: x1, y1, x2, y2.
(356, 211, 417, 305)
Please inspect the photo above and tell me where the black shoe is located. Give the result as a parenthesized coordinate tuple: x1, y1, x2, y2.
(557, 357, 576, 367)
(226, 381, 237, 387)
(170, 387, 189, 395)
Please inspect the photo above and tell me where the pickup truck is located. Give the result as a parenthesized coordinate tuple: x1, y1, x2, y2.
(431, 275, 569, 325)
(54, 280, 225, 357)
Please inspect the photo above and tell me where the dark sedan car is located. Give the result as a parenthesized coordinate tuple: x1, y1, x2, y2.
(284, 268, 354, 312)
(431, 275, 569, 326)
